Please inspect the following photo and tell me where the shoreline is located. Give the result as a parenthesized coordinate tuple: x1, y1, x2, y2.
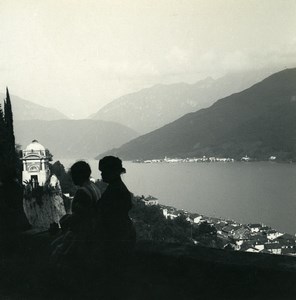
(152, 199, 296, 256)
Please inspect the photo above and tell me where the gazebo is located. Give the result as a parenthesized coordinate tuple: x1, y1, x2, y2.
(22, 140, 50, 187)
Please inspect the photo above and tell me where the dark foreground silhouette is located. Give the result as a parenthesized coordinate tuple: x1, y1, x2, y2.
(1, 231, 296, 300)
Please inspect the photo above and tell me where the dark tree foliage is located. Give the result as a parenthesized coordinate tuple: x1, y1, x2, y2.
(0, 88, 31, 239)
(0, 104, 6, 163)
(0, 88, 19, 182)
(192, 221, 218, 247)
(130, 200, 193, 244)
(193, 221, 217, 237)
(49, 161, 77, 196)
(46, 149, 53, 162)
(130, 200, 223, 248)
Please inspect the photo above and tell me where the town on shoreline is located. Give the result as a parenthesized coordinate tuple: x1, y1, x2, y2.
(139, 195, 296, 257)
(133, 155, 278, 164)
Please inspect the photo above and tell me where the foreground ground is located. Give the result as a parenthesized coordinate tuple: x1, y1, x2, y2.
(1, 231, 296, 299)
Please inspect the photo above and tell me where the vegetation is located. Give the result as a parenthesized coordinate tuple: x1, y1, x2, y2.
(49, 161, 77, 196)
(0, 88, 31, 234)
(130, 198, 220, 247)
(0, 88, 20, 181)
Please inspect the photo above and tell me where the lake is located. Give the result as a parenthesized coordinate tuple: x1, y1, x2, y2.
(57, 159, 296, 235)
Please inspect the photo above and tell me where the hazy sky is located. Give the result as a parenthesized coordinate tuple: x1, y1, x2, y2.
(0, 0, 296, 118)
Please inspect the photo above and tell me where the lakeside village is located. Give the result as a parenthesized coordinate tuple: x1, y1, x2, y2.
(133, 155, 277, 164)
(139, 195, 296, 257)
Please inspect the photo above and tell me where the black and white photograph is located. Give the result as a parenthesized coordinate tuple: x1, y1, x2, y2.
(1, 0, 296, 299)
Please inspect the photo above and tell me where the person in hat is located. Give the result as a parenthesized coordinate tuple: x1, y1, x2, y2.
(97, 156, 136, 297)
(98, 156, 136, 253)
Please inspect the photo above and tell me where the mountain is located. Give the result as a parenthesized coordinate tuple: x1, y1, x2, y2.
(0, 93, 68, 120)
(14, 119, 138, 159)
(97, 68, 296, 161)
(91, 69, 275, 134)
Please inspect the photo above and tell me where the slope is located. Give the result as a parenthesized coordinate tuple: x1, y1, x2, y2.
(0, 93, 68, 120)
(97, 68, 296, 161)
(14, 119, 139, 159)
(91, 69, 275, 134)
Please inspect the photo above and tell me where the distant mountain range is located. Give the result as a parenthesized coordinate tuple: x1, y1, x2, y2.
(97, 68, 296, 161)
(14, 119, 138, 159)
(0, 93, 67, 120)
(91, 69, 275, 134)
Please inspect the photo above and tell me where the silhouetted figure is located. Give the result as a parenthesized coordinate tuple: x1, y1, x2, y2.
(51, 161, 101, 269)
(97, 156, 136, 299)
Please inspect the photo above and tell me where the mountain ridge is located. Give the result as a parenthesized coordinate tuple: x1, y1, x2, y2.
(0, 93, 68, 121)
(91, 69, 277, 134)
(97, 68, 296, 161)
(15, 119, 139, 159)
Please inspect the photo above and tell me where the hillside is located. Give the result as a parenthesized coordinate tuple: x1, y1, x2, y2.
(91, 69, 274, 134)
(0, 93, 67, 120)
(14, 119, 138, 159)
(97, 68, 296, 161)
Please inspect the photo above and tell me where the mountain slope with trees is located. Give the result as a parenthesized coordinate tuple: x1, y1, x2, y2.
(97, 68, 296, 161)
(14, 119, 138, 159)
(91, 69, 274, 134)
(0, 93, 67, 121)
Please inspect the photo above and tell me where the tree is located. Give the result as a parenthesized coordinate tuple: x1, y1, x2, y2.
(0, 88, 18, 182)
(0, 88, 31, 236)
(192, 221, 218, 247)
(130, 201, 194, 244)
(4, 88, 15, 165)
(46, 149, 53, 162)
(50, 161, 77, 195)
(0, 103, 6, 158)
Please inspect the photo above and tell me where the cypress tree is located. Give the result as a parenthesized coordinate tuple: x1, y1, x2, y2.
(4, 87, 16, 161)
(0, 88, 31, 234)
(1, 88, 18, 180)
(0, 103, 6, 164)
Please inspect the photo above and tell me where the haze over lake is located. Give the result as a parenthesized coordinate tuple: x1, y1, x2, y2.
(57, 159, 296, 235)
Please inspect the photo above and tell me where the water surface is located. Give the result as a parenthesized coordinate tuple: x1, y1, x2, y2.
(58, 159, 296, 235)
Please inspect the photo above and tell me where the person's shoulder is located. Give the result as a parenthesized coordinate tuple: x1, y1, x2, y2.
(101, 181, 129, 197)
(113, 181, 130, 194)
(74, 187, 92, 200)
(89, 181, 101, 193)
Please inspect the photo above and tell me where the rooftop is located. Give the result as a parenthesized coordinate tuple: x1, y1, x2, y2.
(25, 140, 46, 151)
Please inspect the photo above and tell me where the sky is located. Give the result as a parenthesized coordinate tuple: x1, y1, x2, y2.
(0, 0, 296, 119)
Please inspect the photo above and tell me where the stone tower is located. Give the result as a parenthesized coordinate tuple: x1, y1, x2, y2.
(22, 140, 50, 186)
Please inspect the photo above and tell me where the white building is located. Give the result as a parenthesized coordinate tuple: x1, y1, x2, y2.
(193, 216, 203, 224)
(22, 140, 51, 187)
(162, 208, 178, 219)
(143, 195, 159, 206)
(267, 230, 283, 240)
(248, 224, 262, 233)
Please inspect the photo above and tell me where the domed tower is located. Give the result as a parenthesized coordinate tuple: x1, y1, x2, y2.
(22, 140, 50, 187)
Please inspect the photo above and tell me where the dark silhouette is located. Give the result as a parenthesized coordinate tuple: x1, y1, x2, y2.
(0, 166, 31, 254)
(51, 161, 101, 268)
(68, 161, 101, 238)
(97, 156, 136, 299)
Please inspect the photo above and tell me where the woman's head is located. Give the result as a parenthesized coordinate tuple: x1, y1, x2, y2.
(70, 161, 91, 186)
(98, 156, 126, 183)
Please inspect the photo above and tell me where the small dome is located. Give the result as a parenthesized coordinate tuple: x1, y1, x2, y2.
(26, 140, 46, 151)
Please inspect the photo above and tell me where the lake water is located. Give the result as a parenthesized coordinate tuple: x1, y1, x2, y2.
(57, 159, 296, 235)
